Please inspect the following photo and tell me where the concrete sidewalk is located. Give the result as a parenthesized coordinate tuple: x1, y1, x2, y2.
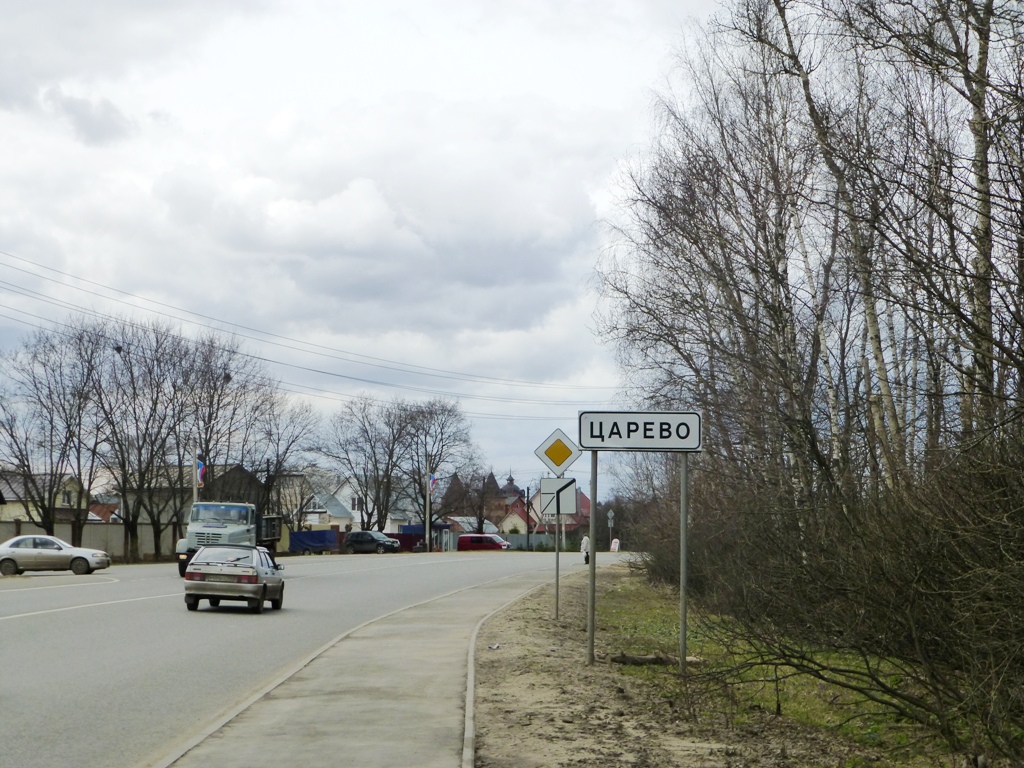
(156, 569, 556, 768)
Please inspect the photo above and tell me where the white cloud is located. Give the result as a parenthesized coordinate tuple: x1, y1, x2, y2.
(0, 0, 718, 494)
(0, 1, 265, 107)
(42, 86, 135, 145)
(264, 179, 427, 254)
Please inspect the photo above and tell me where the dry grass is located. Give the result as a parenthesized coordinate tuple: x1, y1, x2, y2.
(473, 565, 957, 767)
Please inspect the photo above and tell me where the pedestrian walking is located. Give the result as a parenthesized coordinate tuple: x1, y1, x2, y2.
(580, 535, 590, 565)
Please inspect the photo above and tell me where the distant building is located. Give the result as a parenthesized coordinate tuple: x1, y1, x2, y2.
(447, 516, 500, 534)
(296, 473, 412, 533)
(440, 472, 535, 535)
(295, 487, 355, 529)
(0, 471, 92, 523)
(495, 475, 530, 534)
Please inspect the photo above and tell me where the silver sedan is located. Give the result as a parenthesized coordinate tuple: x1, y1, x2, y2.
(0, 535, 112, 576)
(183, 545, 284, 613)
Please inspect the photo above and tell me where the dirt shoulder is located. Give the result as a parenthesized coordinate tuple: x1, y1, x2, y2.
(473, 566, 891, 768)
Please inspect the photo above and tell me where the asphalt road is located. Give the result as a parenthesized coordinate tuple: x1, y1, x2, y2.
(0, 551, 564, 768)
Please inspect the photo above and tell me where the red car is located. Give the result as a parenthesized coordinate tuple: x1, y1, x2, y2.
(457, 534, 511, 551)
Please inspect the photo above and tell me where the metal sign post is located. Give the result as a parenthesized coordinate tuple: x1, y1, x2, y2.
(587, 450, 598, 664)
(540, 477, 576, 619)
(536, 430, 583, 622)
(555, 509, 560, 618)
(579, 410, 702, 675)
(679, 452, 689, 675)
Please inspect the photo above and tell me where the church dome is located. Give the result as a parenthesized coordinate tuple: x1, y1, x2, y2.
(499, 474, 523, 497)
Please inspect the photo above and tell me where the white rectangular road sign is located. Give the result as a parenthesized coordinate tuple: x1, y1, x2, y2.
(539, 477, 577, 517)
(579, 411, 702, 451)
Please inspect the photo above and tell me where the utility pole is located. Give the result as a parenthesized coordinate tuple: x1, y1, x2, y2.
(425, 467, 431, 552)
(525, 485, 531, 551)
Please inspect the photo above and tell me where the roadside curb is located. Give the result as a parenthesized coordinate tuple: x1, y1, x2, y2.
(463, 579, 554, 768)
(148, 569, 554, 768)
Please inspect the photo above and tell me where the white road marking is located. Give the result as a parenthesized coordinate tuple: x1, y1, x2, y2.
(0, 576, 119, 593)
(0, 592, 181, 621)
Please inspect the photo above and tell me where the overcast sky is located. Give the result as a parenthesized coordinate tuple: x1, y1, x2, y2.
(0, 0, 718, 496)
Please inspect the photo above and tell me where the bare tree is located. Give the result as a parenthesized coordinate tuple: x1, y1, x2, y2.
(400, 398, 475, 550)
(0, 321, 105, 542)
(92, 318, 192, 561)
(247, 394, 320, 517)
(176, 333, 276, 506)
(439, 466, 501, 535)
(316, 395, 415, 531)
(826, 0, 1019, 432)
(602, 0, 1024, 760)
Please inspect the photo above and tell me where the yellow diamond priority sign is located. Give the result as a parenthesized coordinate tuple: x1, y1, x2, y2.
(535, 429, 583, 477)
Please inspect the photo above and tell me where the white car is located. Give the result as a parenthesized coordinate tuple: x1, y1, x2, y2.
(0, 535, 112, 576)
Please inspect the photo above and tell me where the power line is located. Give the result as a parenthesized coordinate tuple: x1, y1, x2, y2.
(0, 249, 616, 392)
(277, 383, 567, 420)
(0, 301, 621, 409)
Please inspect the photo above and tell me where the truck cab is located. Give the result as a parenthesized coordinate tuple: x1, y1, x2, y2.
(175, 502, 281, 576)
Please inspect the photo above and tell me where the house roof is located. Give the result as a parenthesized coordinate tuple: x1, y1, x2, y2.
(309, 491, 354, 520)
(499, 504, 529, 524)
(446, 516, 499, 534)
(123, 463, 258, 490)
(89, 502, 121, 523)
(3, 472, 33, 501)
(0, 471, 80, 503)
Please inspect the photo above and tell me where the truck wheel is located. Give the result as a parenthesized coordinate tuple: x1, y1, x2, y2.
(185, 596, 198, 611)
(178, 560, 188, 577)
(302, 548, 312, 556)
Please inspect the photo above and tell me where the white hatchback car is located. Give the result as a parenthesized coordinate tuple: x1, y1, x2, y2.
(0, 535, 111, 576)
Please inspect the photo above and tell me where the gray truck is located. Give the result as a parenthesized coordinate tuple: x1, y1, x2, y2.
(175, 501, 283, 576)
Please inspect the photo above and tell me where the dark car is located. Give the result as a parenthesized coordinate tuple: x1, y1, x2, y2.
(183, 544, 284, 613)
(344, 530, 401, 554)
